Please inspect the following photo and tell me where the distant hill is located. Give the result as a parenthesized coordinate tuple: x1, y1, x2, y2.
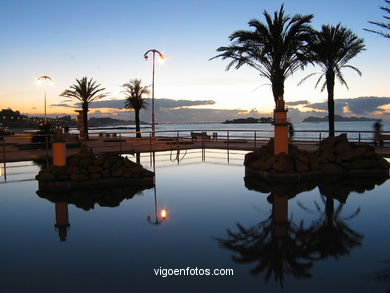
(223, 117, 273, 124)
(303, 115, 376, 122)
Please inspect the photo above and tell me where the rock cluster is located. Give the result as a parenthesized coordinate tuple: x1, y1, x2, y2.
(36, 151, 154, 183)
(37, 185, 150, 211)
(245, 134, 390, 178)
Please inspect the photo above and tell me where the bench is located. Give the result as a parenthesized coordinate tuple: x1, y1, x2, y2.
(191, 132, 211, 142)
(378, 134, 390, 147)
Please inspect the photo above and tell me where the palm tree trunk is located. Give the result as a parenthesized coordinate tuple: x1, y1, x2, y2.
(326, 71, 335, 137)
(271, 76, 285, 105)
(135, 109, 141, 138)
(82, 103, 89, 141)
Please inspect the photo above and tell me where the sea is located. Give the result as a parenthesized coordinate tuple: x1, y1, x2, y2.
(88, 120, 390, 144)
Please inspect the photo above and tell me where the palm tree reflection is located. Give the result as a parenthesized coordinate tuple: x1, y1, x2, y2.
(298, 195, 363, 260)
(218, 193, 313, 288)
(218, 175, 388, 287)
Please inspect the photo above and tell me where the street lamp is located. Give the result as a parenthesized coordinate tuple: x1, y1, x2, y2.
(144, 49, 165, 138)
(36, 75, 53, 124)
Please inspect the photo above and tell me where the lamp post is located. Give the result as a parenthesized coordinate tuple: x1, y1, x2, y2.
(37, 75, 53, 124)
(144, 49, 164, 138)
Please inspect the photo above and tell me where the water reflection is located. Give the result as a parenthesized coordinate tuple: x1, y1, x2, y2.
(217, 192, 313, 287)
(37, 184, 154, 241)
(218, 175, 389, 288)
(54, 202, 70, 242)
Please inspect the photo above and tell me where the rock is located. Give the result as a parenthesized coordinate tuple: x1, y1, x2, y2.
(352, 159, 379, 169)
(36, 171, 56, 181)
(79, 168, 88, 175)
(94, 156, 105, 166)
(67, 166, 79, 175)
(88, 166, 103, 173)
(333, 140, 352, 154)
(131, 167, 145, 174)
(295, 160, 310, 172)
(142, 170, 155, 177)
(56, 174, 69, 181)
(338, 150, 355, 161)
(103, 159, 111, 169)
(377, 157, 390, 169)
(249, 156, 274, 170)
(52, 165, 67, 175)
(321, 150, 336, 162)
(111, 167, 123, 177)
(69, 157, 79, 166)
(123, 168, 133, 178)
(102, 169, 110, 178)
(309, 156, 320, 170)
(89, 173, 101, 180)
(111, 160, 123, 171)
(79, 158, 91, 168)
(70, 174, 89, 181)
(272, 154, 294, 172)
(320, 163, 345, 174)
(123, 159, 138, 168)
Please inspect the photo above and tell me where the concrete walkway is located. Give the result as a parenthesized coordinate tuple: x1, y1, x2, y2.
(1, 133, 389, 163)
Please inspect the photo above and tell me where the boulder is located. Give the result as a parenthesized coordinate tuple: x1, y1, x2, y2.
(295, 160, 310, 172)
(272, 154, 294, 172)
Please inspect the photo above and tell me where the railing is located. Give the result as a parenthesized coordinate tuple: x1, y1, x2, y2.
(1, 128, 389, 164)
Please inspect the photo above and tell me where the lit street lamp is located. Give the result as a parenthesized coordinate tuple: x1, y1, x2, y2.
(144, 49, 164, 138)
(36, 75, 53, 124)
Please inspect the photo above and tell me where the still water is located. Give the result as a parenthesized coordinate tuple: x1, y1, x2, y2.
(1, 149, 390, 293)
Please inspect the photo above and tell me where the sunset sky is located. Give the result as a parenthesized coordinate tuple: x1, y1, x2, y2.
(1, 0, 389, 122)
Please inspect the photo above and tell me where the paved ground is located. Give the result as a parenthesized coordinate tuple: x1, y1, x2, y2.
(1, 133, 389, 163)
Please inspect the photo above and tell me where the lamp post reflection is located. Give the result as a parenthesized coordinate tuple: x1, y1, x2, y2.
(147, 151, 168, 225)
(147, 186, 168, 225)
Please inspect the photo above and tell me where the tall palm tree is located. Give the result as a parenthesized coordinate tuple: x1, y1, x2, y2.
(300, 24, 365, 137)
(365, 0, 390, 39)
(210, 5, 313, 105)
(60, 77, 107, 141)
(122, 79, 150, 138)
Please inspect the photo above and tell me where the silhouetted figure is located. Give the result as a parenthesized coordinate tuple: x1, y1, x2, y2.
(64, 125, 69, 134)
(288, 122, 294, 141)
(374, 119, 382, 147)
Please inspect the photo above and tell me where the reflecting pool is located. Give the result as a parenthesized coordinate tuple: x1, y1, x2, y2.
(1, 149, 390, 293)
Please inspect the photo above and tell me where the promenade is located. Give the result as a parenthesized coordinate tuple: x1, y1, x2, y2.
(1, 133, 390, 163)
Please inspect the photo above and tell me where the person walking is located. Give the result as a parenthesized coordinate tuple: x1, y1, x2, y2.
(373, 119, 382, 147)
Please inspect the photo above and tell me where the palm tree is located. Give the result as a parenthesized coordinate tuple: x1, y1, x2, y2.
(60, 77, 107, 141)
(365, 0, 390, 39)
(210, 5, 313, 105)
(300, 24, 365, 137)
(122, 79, 150, 138)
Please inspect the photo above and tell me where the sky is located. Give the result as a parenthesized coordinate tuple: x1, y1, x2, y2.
(1, 0, 389, 122)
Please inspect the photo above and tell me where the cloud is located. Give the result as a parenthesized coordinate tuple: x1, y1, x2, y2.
(303, 96, 390, 116)
(285, 100, 309, 106)
(157, 99, 215, 109)
(49, 96, 390, 123)
(52, 98, 216, 110)
(50, 103, 76, 108)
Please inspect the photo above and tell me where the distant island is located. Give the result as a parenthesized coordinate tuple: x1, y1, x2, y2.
(223, 117, 273, 124)
(303, 115, 376, 122)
